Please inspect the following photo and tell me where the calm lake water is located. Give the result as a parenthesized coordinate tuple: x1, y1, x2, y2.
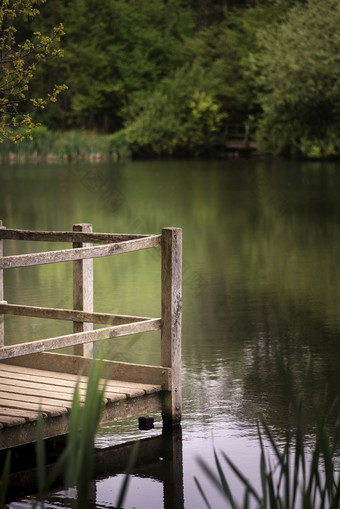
(1, 157, 340, 507)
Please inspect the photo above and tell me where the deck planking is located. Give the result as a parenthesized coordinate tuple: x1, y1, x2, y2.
(0, 360, 163, 449)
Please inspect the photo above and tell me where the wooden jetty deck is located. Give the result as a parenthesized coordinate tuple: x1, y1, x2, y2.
(223, 123, 258, 153)
(0, 222, 182, 450)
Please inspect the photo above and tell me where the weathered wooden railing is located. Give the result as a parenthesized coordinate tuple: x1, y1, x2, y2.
(0, 221, 182, 427)
(223, 123, 258, 151)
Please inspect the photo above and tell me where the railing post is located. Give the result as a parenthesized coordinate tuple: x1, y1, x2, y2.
(0, 220, 5, 347)
(161, 227, 182, 427)
(73, 223, 93, 357)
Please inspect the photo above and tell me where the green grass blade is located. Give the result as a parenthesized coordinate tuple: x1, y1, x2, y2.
(45, 377, 82, 491)
(64, 380, 82, 489)
(221, 452, 261, 504)
(36, 410, 46, 494)
(266, 470, 278, 509)
(213, 449, 238, 508)
(258, 414, 283, 463)
(76, 357, 106, 500)
(196, 455, 237, 509)
(116, 440, 140, 509)
(0, 450, 11, 507)
(194, 477, 213, 509)
(258, 422, 269, 508)
(243, 489, 250, 509)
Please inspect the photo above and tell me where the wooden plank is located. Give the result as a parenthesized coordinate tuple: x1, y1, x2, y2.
(0, 392, 163, 450)
(0, 220, 4, 347)
(0, 406, 42, 421)
(161, 227, 182, 427)
(0, 413, 70, 449)
(0, 362, 161, 401)
(100, 392, 162, 424)
(0, 318, 162, 360)
(0, 415, 26, 427)
(0, 229, 149, 243)
(0, 397, 66, 417)
(0, 363, 153, 395)
(0, 372, 157, 399)
(0, 390, 71, 410)
(0, 235, 161, 269)
(73, 223, 93, 356)
(0, 364, 97, 389)
(0, 372, 148, 395)
(0, 376, 89, 396)
(0, 303, 150, 325)
(2, 352, 171, 388)
(1, 381, 136, 404)
(105, 379, 161, 394)
(0, 384, 92, 405)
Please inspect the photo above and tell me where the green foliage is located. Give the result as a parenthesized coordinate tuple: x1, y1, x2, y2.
(123, 63, 227, 156)
(19, 0, 336, 158)
(196, 4, 286, 125)
(32, 0, 195, 132)
(253, 0, 340, 158)
(0, 0, 67, 142)
(0, 126, 130, 162)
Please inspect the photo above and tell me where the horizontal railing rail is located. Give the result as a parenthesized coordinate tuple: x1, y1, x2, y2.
(0, 303, 153, 324)
(0, 318, 162, 360)
(0, 228, 151, 243)
(0, 235, 161, 269)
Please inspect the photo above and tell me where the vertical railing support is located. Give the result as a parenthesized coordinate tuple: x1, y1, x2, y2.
(73, 223, 93, 357)
(161, 227, 182, 427)
(0, 220, 5, 347)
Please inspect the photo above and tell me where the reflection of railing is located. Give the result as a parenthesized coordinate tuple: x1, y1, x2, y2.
(223, 123, 258, 151)
(0, 221, 182, 448)
(6, 429, 184, 508)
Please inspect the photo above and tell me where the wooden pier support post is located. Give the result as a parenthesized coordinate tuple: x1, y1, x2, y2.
(0, 220, 5, 347)
(161, 227, 182, 427)
(73, 223, 93, 357)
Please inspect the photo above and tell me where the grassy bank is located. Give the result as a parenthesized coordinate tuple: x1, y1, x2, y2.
(0, 128, 131, 164)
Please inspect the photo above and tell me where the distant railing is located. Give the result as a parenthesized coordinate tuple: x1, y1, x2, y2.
(223, 123, 258, 151)
(0, 221, 182, 425)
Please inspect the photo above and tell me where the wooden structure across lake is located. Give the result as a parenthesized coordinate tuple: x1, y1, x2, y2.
(0, 222, 182, 450)
(223, 123, 258, 154)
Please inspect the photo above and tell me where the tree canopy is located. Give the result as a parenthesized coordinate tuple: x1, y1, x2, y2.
(253, 0, 340, 158)
(11, 0, 339, 158)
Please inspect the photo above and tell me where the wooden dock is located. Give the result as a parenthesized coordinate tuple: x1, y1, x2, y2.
(0, 222, 182, 450)
(223, 123, 258, 154)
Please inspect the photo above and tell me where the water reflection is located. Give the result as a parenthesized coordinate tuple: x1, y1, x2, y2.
(7, 428, 184, 509)
(2, 158, 340, 505)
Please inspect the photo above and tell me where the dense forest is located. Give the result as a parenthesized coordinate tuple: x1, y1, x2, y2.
(6, 0, 340, 158)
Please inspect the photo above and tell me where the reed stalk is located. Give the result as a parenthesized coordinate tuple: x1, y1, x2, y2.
(195, 346, 340, 509)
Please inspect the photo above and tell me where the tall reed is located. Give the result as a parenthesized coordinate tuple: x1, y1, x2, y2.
(195, 346, 340, 509)
(0, 127, 131, 164)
